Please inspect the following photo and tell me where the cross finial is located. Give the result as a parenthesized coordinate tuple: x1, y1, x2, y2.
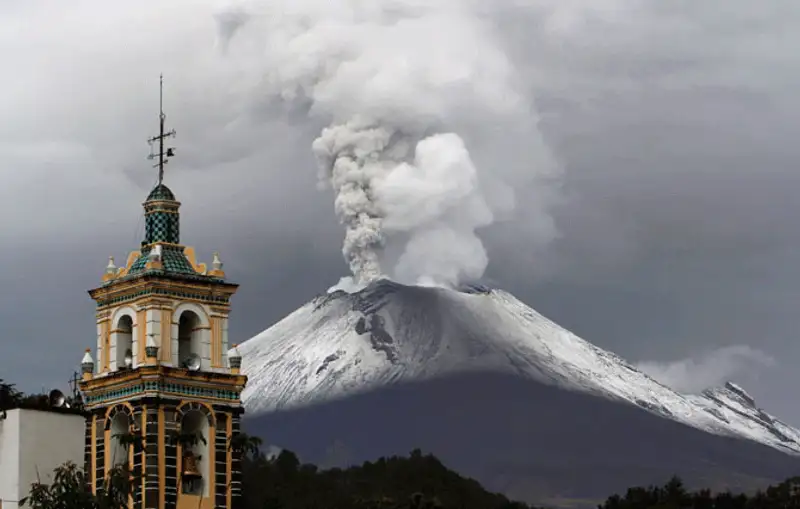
(147, 74, 177, 186)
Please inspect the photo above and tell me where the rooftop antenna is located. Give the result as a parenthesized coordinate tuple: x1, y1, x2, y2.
(147, 74, 177, 186)
(67, 370, 81, 399)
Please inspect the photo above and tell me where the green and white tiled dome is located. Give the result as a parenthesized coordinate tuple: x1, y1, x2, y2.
(111, 183, 224, 281)
(146, 183, 176, 201)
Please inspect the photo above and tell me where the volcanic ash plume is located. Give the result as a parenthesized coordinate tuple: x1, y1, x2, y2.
(311, 121, 394, 285)
(312, 119, 493, 288)
(214, 0, 556, 290)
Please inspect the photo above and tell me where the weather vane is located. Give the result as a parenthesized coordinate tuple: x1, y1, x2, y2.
(147, 74, 177, 185)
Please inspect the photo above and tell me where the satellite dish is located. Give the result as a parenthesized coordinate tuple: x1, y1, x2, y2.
(49, 389, 66, 408)
(124, 349, 133, 368)
(184, 354, 201, 372)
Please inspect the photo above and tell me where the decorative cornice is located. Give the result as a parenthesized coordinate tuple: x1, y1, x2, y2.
(81, 364, 247, 389)
(142, 199, 181, 207)
(88, 275, 238, 309)
(141, 242, 183, 250)
(82, 380, 242, 408)
(79, 365, 247, 409)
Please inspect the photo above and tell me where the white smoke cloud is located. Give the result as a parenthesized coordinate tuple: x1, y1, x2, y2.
(213, 0, 558, 290)
(636, 345, 775, 394)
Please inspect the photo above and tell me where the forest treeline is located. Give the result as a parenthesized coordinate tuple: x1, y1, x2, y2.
(241, 446, 800, 509)
(18, 440, 800, 509)
(4, 382, 800, 509)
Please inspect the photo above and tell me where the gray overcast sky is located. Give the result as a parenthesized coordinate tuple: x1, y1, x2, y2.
(2, 1, 800, 424)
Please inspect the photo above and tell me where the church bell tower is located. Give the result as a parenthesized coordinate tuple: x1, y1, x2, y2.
(78, 76, 247, 509)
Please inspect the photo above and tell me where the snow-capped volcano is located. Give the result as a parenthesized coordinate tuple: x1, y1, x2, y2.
(238, 279, 800, 455)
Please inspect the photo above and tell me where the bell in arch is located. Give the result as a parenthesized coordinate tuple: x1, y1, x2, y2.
(182, 450, 203, 486)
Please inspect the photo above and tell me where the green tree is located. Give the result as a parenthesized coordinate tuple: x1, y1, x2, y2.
(597, 475, 800, 509)
(0, 378, 21, 419)
(274, 450, 301, 475)
(229, 431, 263, 460)
(239, 446, 536, 509)
(20, 461, 136, 509)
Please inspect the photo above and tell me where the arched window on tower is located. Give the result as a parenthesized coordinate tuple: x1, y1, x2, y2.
(179, 410, 210, 496)
(115, 315, 134, 371)
(177, 311, 203, 369)
(109, 412, 132, 469)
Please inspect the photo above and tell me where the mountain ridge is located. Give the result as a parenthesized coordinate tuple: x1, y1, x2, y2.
(237, 279, 800, 455)
(235, 279, 800, 505)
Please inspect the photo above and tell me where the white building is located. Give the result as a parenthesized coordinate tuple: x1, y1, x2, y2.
(0, 409, 84, 509)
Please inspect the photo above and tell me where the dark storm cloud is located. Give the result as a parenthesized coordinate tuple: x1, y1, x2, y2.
(1, 1, 799, 424)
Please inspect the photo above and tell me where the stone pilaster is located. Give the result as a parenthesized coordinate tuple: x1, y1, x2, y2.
(214, 413, 229, 509)
(221, 317, 230, 371)
(230, 412, 243, 508)
(94, 415, 105, 493)
(163, 405, 179, 508)
(144, 406, 160, 509)
(84, 414, 94, 490)
(132, 405, 145, 507)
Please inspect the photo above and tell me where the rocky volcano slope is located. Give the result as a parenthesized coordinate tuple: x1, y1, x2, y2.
(236, 280, 800, 506)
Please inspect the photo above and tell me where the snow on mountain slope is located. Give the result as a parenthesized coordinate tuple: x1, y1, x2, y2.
(687, 382, 800, 450)
(237, 279, 800, 455)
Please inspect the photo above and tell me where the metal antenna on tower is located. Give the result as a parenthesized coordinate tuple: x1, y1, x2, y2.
(67, 371, 81, 399)
(147, 74, 177, 185)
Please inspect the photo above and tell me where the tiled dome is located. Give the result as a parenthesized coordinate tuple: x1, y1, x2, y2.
(146, 183, 176, 202)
